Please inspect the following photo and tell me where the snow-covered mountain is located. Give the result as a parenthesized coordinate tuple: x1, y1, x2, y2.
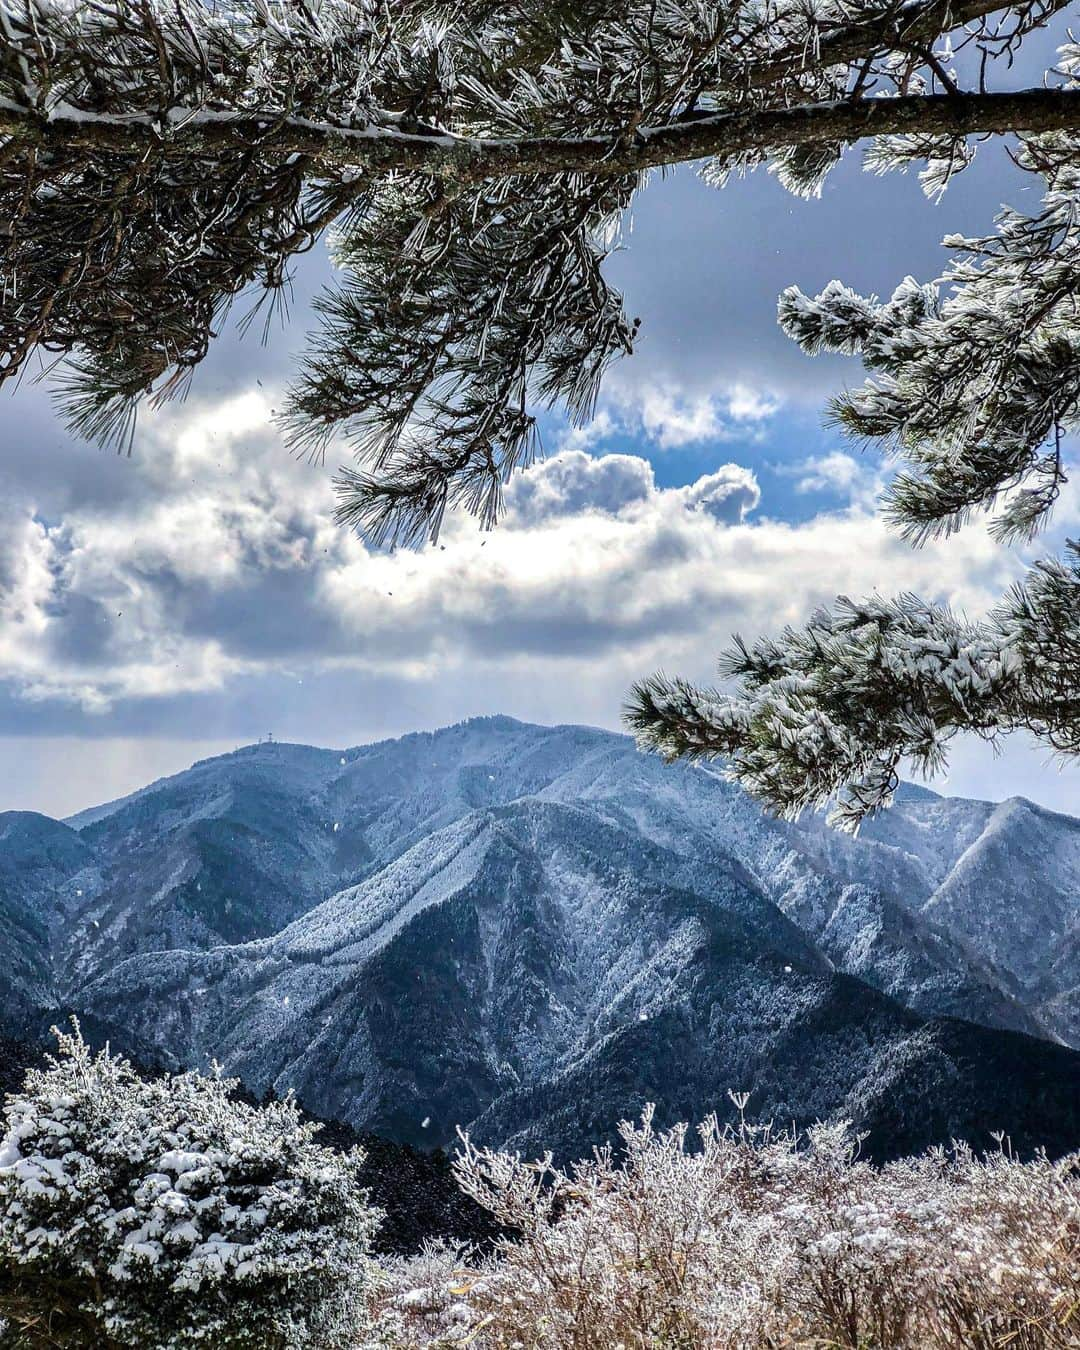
(0, 812, 97, 1034)
(3, 717, 1078, 1160)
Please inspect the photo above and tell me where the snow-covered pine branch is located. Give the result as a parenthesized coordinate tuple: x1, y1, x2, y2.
(0, 1025, 380, 1348)
(1, 0, 1076, 516)
(628, 103, 1080, 826)
(627, 545, 1080, 830)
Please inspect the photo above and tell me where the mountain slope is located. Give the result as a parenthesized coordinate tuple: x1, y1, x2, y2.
(919, 798, 1080, 1043)
(69, 798, 1080, 1162)
(528, 747, 1044, 1038)
(2, 717, 1077, 1163)
(70, 802, 818, 1135)
(0, 812, 97, 1035)
(30, 717, 1074, 1049)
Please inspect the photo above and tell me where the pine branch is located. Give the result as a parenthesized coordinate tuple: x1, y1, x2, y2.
(3, 86, 1079, 180)
(627, 547, 1080, 829)
(762, 0, 1071, 84)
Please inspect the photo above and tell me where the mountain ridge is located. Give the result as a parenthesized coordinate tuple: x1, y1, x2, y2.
(3, 717, 1078, 1162)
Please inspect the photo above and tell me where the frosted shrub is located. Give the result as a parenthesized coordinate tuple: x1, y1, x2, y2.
(368, 1240, 484, 1348)
(384, 1103, 1079, 1349)
(0, 1026, 380, 1348)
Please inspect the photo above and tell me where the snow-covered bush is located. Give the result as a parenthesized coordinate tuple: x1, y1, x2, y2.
(0, 1025, 380, 1348)
(383, 1103, 1080, 1349)
(367, 1240, 483, 1348)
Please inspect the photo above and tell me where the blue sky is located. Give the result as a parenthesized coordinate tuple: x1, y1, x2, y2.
(1, 137, 1077, 818)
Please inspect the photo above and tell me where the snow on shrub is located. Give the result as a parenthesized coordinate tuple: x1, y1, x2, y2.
(0, 1025, 380, 1348)
(380, 1102, 1080, 1349)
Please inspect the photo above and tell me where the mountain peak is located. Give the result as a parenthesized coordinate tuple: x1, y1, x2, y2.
(5, 714, 1079, 1164)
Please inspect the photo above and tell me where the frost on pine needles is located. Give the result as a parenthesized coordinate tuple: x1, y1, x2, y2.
(629, 102, 1080, 828)
(627, 546, 1079, 831)
(0, 1024, 380, 1348)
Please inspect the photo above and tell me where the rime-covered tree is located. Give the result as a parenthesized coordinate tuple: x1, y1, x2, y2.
(1, 0, 1078, 819)
(381, 1108, 1080, 1347)
(0, 1025, 380, 1348)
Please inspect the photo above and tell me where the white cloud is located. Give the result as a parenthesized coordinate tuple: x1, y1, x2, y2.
(785, 450, 887, 509)
(680, 463, 761, 523)
(552, 409, 617, 455)
(507, 450, 655, 524)
(3, 386, 1078, 817)
(639, 388, 727, 447)
(0, 389, 1042, 720)
(607, 381, 782, 450)
(507, 451, 760, 528)
(727, 384, 781, 422)
(792, 451, 867, 494)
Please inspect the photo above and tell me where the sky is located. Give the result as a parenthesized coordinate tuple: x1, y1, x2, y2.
(2, 112, 1078, 818)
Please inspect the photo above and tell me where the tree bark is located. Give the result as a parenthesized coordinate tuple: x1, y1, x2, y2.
(2, 86, 1078, 182)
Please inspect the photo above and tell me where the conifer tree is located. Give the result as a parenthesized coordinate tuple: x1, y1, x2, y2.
(1, 0, 1077, 820)
(0, 1026, 379, 1347)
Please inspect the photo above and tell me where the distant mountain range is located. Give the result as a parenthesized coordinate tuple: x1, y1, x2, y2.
(2, 717, 1079, 1161)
